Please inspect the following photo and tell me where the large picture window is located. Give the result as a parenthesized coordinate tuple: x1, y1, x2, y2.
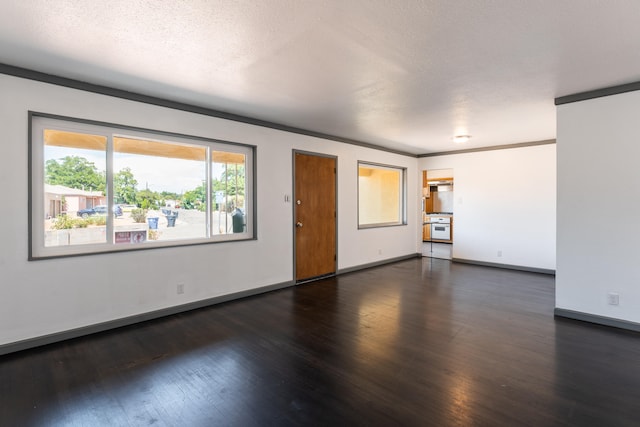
(30, 113, 255, 259)
(358, 161, 406, 228)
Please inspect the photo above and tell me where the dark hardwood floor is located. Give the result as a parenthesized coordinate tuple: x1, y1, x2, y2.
(2, 258, 640, 426)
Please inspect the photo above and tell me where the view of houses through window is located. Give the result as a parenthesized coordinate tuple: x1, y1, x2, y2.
(32, 115, 254, 258)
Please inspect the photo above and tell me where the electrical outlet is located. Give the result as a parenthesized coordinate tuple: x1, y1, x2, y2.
(497, 250, 502, 257)
(608, 292, 619, 305)
(378, 249, 383, 255)
(177, 283, 185, 295)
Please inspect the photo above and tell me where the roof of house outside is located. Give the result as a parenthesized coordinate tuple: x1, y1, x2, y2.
(45, 184, 104, 197)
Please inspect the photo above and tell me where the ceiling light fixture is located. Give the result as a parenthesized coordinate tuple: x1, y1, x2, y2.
(453, 135, 471, 143)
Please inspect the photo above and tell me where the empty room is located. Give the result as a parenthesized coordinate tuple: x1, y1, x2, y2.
(2, 1, 640, 426)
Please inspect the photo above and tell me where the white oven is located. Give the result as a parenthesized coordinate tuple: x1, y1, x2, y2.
(430, 217, 451, 241)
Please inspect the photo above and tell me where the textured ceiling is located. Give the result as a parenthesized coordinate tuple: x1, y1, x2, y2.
(1, 1, 640, 155)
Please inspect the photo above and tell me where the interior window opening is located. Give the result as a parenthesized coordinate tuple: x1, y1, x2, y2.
(358, 162, 406, 228)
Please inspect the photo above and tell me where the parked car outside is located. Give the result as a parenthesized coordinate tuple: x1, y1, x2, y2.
(77, 204, 123, 218)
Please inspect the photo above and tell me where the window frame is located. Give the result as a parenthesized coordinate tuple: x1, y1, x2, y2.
(357, 161, 407, 229)
(29, 112, 256, 260)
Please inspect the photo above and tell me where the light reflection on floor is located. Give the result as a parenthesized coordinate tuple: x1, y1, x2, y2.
(422, 242, 452, 260)
(36, 346, 247, 426)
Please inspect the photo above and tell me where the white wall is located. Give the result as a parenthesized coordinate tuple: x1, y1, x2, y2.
(557, 91, 640, 324)
(0, 74, 418, 346)
(419, 144, 556, 270)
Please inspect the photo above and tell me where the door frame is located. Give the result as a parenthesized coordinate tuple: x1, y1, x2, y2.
(292, 149, 338, 283)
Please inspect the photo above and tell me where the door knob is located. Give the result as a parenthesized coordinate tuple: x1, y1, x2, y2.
(296, 222, 303, 228)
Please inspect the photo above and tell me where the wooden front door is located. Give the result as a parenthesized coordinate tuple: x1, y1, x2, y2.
(294, 152, 336, 282)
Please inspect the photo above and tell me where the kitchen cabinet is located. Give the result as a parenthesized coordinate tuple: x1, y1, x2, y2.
(422, 172, 431, 198)
(423, 223, 430, 241)
(424, 196, 433, 213)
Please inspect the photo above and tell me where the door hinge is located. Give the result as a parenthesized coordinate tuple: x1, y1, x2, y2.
(334, 254, 336, 261)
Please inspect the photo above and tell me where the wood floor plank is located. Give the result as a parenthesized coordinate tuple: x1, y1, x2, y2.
(2, 258, 640, 426)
